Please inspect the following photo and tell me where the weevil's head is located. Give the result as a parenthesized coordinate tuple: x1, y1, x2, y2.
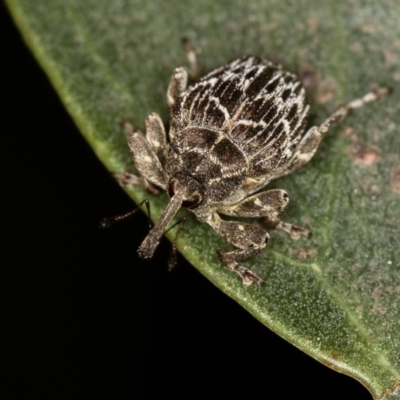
(137, 174, 205, 260)
(167, 173, 205, 210)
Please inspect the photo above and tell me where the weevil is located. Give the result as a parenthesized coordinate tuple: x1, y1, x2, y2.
(120, 47, 386, 286)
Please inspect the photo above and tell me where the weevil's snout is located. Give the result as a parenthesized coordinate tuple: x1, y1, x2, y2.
(168, 175, 204, 210)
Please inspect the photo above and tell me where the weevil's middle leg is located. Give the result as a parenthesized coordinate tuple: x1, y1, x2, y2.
(217, 188, 311, 239)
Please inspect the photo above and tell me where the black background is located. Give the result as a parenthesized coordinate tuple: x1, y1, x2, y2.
(2, 3, 372, 399)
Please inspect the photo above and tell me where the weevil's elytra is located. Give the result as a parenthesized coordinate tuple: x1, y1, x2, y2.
(122, 47, 387, 286)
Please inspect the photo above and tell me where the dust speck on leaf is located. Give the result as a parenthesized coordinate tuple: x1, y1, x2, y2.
(359, 21, 380, 34)
(370, 184, 381, 195)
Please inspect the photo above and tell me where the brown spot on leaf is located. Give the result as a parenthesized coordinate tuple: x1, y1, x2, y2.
(359, 21, 380, 34)
(315, 78, 336, 104)
(351, 263, 362, 273)
(352, 145, 381, 166)
(289, 248, 317, 260)
(391, 164, 400, 194)
(343, 127, 381, 167)
(381, 382, 400, 399)
(381, 48, 397, 68)
(349, 42, 362, 54)
(372, 287, 382, 300)
(393, 71, 400, 81)
(306, 14, 322, 32)
(370, 185, 380, 195)
(298, 64, 319, 89)
(372, 305, 387, 315)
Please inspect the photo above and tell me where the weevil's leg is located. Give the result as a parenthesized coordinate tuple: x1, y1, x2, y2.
(217, 189, 311, 239)
(200, 213, 267, 286)
(113, 171, 160, 195)
(218, 189, 289, 218)
(265, 220, 311, 240)
(116, 122, 166, 193)
(278, 87, 389, 176)
(182, 38, 202, 80)
(167, 67, 189, 107)
(126, 130, 167, 190)
(145, 113, 168, 165)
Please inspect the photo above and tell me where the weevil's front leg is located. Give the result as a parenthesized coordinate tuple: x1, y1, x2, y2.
(277, 87, 389, 176)
(144, 113, 169, 164)
(126, 129, 168, 190)
(116, 121, 168, 193)
(200, 213, 268, 286)
(217, 189, 311, 239)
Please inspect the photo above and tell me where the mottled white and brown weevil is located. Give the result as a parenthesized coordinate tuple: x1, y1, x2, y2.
(119, 46, 387, 286)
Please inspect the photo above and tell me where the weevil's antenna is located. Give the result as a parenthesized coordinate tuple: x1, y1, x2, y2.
(138, 190, 185, 260)
(99, 199, 151, 230)
(166, 217, 188, 270)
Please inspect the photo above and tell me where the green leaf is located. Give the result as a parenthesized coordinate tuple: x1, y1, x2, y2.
(6, 0, 400, 398)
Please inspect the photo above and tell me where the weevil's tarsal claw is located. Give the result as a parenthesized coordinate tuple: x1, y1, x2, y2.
(239, 267, 264, 287)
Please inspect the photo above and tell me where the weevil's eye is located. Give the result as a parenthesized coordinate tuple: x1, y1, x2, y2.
(182, 193, 203, 209)
(168, 179, 178, 198)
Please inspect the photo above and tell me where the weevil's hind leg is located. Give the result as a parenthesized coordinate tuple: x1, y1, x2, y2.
(278, 87, 389, 176)
(217, 189, 311, 239)
(167, 67, 189, 107)
(182, 38, 202, 80)
(201, 213, 268, 286)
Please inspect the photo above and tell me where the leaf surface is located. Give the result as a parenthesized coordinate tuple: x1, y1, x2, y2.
(6, 1, 400, 398)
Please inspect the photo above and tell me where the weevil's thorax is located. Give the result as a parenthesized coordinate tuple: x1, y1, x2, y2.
(165, 127, 248, 208)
